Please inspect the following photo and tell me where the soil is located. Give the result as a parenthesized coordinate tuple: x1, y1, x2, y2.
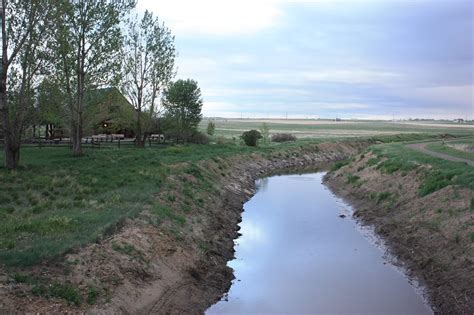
(324, 152, 474, 314)
(0, 140, 370, 314)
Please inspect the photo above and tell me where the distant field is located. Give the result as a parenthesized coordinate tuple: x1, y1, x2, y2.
(200, 118, 474, 139)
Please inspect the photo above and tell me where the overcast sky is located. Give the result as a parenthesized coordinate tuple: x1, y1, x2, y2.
(138, 0, 473, 120)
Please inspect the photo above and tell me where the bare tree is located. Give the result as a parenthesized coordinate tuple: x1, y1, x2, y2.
(0, 0, 49, 169)
(122, 10, 175, 147)
(53, 0, 135, 156)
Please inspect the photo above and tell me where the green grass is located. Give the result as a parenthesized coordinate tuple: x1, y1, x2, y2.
(370, 142, 474, 197)
(426, 142, 474, 162)
(0, 132, 464, 267)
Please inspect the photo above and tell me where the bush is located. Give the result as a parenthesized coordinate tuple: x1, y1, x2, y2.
(188, 131, 209, 144)
(241, 130, 262, 146)
(271, 133, 296, 142)
(206, 121, 216, 136)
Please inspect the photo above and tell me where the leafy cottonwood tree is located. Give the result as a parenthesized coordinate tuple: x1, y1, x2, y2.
(0, 0, 50, 169)
(53, 0, 135, 156)
(36, 79, 65, 138)
(162, 79, 203, 142)
(122, 10, 175, 147)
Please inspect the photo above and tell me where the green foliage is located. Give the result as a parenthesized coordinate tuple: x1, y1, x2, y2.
(426, 142, 474, 162)
(371, 142, 474, 196)
(419, 169, 457, 197)
(122, 9, 176, 144)
(331, 160, 348, 171)
(32, 281, 81, 305)
(346, 174, 360, 184)
(241, 130, 262, 146)
(207, 121, 216, 136)
(366, 157, 380, 167)
(259, 123, 270, 145)
(87, 286, 99, 305)
(162, 79, 203, 141)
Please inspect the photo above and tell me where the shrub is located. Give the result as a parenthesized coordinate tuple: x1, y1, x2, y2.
(188, 131, 209, 145)
(271, 133, 296, 142)
(241, 130, 262, 146)
(206, 121, 216, 136)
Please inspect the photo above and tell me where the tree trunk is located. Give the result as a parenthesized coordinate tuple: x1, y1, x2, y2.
(71, 119, 83, 156)
(4, 134, 20, 169)
(135, 108, 144, 147)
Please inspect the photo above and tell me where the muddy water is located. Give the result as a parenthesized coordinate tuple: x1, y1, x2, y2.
(207, 172, 432, 315)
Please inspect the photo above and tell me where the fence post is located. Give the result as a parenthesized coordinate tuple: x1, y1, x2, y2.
(118, 138, 120, 148)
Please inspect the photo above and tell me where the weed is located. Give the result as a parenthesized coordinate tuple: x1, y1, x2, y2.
(112, 242, 144, 260)
(346, 174, 360, 185)
(87, 286, 99, 304)
(366, 157, 380, 167)
(32, 282, 81, 305)
(376, 192, 391, 204)
(331, 160, 348, 171)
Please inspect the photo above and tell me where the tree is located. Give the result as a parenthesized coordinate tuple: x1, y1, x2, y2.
(52, 0, 135, 156)
(0, 0, 50, 169)
(259, 122, 270, 145)
(36, 79, 65, 138)
(122, 10, 175, 147)
(206, 120, 215, 137)
(162, 79, 203, 142)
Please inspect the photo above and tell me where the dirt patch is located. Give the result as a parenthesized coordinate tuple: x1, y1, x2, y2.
(0, 141, 370, 313)
(324, 152, 474, 314)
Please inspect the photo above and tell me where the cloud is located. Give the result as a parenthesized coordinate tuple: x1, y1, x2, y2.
(138, 0, 283, 35)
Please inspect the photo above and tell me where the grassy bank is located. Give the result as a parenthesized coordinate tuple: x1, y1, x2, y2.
(370, 142, 474, 196)
(0, 133, 465, 268)
(325, 139, 474, 313)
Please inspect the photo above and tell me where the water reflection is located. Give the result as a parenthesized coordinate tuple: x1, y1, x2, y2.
(207, 173, 432, 315)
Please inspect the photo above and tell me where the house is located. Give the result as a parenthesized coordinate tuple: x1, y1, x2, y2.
(85, 87, 136, 138)
(453, 118, 464, 123)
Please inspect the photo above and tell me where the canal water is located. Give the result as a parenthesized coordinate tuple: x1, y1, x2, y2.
(207, 172, 432, 315)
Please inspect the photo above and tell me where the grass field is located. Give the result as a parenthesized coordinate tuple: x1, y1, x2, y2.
(200, 118, 474, 139)
(426, 138, 474, 162)
(0, 131, 471, 268)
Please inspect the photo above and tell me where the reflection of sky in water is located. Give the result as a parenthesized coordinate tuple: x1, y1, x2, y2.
(207, 173, 432, 315)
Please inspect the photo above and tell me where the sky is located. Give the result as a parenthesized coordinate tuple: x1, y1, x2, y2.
(138, 0, 474, 120)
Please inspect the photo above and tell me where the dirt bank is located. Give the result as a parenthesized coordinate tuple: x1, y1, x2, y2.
(0, 140, 370, 313)
(324, 152, 474, 314)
